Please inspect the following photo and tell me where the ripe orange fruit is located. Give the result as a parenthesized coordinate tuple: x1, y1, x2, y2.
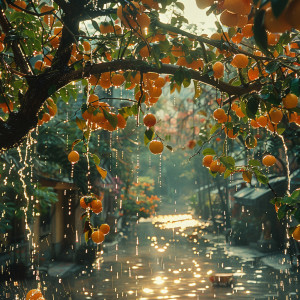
(242, 171, 252, 183)
(210, 160, 220, 172)
(88, 94, 99, 105)
(288, 112, 298, 123)
(49, 35, 60, 48)
(26, 289, 43, 300)
(231, 32, 243, 44)
(213, 108, 226, 121)
(262, 154, 276, 167)
(250, 119, 259, 128)
(171, 45, 184, 57)
(88, 75, 99, 86)
(80, 197, 89, 209)
(269, 108, 283, 124)
(220, 10, 238, 27)
(212, 61, 224, 79)
(223, 0, 252, 15)
(149, 140, 163, 154)
(188, 58, 204, 70)
(91, 200, 103, 214)
(44, 54, 53, 66)
(237, 14, 248, 28)
(10, 0, 27, 11)
(68, 150, 80, 163)
(137, 13, 151, 29)
(241, 24, 253, 38)
(202, 155, 214, 168)
(82, 41, 91, 52)
(187, 140, 197, 149)
(117, 114, 127, 129)
(139, 45, 151, 58)
(91, 230, 105, 244)
(224, 128, 238, 139)
(231, 54, 249, 68)
(100, 223, 110, 235)
(248, 67, 259, 81)
(235, 107, 245, 118)
(154, 77, 165, 88)
(40, 4, 54, 13)
(286, 0, 300, 30)
(143, 113, 156, 127)
(282, 93, 298, 109)
(256, 115, 268, 127)
(111, 73, 125, 87)
(292, 226, 300, 241)
(218, 164, 226, 174)
(195, 0, 214, 9)
(176, 57, 188, 67)
(34, 60, 45, 71)
(264, 7, 291, 33)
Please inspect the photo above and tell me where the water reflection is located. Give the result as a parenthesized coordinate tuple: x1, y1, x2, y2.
(2, 213, 300, 299)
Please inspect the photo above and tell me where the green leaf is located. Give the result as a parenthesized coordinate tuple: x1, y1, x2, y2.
(256, 173, 269, 185)
(220, 156, 235, 169)
(202, 148, 216, 156)
(174, 69, 184, 86)
(248, 159, 261, 167)
(277, 123, 286, 135)
(210, 123, 222, 135)
(291, 189, 300, 200)
(246, 95, 259, 119)
(71, 139, 81, 150)
(271, 0, 289, 18)
(277, 204, 288, 220)
(224, 169, 232, 179)
(166, 145, 173, 151)
(265, 61, 280, 74)
(175, 2, 184, 10)
(294, 209, 300, 223)
(91, 20, 99, 32)
(253, 9, 268, 53)
(103, 109, 118, 129)
(144, 128, 155, 145)
(290, 78, 300, 97)
(261, 93, 281, 105)
(92, 154, 100, 165)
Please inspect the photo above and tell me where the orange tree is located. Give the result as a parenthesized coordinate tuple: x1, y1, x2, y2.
(0, 0, 299, 238)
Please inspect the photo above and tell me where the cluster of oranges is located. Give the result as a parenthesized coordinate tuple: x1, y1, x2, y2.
(80, 194, 104, 214)
(81, 94, 127, 132)
(91, 223, 110, 244)
(202, 154, 226, 174)
(212, 91, 299, 142)
(37, 98, 57, 126)
(202, 152, 276, 183)
(79, 194, 110, 243)
(116, 0, 159, 32)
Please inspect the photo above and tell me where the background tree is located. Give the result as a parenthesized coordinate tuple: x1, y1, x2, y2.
(0, 0, 300, 240)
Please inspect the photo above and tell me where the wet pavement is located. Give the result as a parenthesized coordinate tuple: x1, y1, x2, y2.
(1, 208, 300, 299)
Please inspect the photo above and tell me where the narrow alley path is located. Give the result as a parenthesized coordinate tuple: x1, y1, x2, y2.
(2, 203, 300, 299)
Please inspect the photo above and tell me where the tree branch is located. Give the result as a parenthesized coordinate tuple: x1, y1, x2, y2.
(0, 58, 261, 152)
(0, 10, 32, 75)
(67, 59, 262, 96)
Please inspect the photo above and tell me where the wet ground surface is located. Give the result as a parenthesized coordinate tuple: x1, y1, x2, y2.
(1, 209, 300, 299)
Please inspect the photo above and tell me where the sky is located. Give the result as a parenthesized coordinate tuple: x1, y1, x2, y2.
(183, 0, 216, 33)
